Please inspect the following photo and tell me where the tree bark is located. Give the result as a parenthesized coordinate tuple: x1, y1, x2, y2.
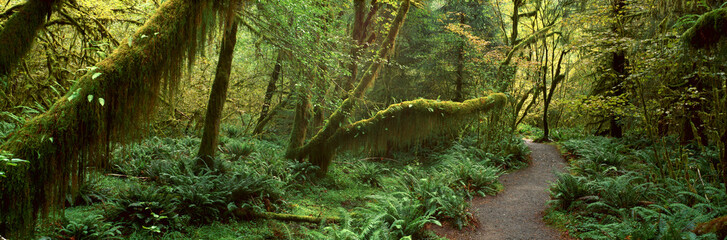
(197, 19, 239, 168)
(0, 0, 61, 77)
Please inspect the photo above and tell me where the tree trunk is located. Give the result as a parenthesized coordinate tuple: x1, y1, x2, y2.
(197, 19, 239, 168)
(285, 92, 311, 161)
(607, 0, 627, 138)
(255, 50, 284, 134)
(0, 0, 61, 77)
(0, 0, 224, 237)
(454, 14, 465, 102)
(609, 51, 626, 138)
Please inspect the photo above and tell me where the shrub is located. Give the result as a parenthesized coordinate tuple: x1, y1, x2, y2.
(108, 185, 183, 234)
(358, 193, 441, 239)
(391, 170, 473, 229)
(225, 140, 254, 161)
(549, 173, 594, 211)
(66, 174, 113, 207)
(355, 161, 388, 187)
(446, 159, 502, 198)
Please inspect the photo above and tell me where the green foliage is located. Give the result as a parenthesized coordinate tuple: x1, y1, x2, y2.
(517, 123, 544, 139)
(355, 161, 389, 188)
(561, 136, 628, 170)
(590, 174, 651, 211)
(358, 193, 441, 239)
(390, 170, 472, 229)
(56, 214, 123, 240)
(225, 140, 254, 161)
(0, 150, 28, 178)
(550, 135, 727, 239)
(109, 185, 183, 234)
(221, 124, 246, 139)
(443, 156, 502, 198)
(66, 174, 113, 207)
(0, 120, 16, 143)
(548, 173, 594, 211)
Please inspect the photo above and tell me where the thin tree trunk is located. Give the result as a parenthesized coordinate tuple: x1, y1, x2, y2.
(197, 19, 239, 168)
(454, 14, 465, 102)
(253, 94, 291, 135)
(255, 50, 284, 134)
(0, 0, 61, 77)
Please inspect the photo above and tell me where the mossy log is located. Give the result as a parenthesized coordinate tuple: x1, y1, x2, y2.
(332, 93, 507, 154)
(693, 215, 727, 239)
(0, 0, 62, 77)
(0, 0, 236, 237)
(682, 8, 727, 49)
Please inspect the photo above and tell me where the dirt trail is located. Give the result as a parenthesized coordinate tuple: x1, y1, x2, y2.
(435, 140, 568, 240)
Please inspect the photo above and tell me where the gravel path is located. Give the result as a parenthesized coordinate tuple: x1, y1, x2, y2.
(438, 140, 568, 240)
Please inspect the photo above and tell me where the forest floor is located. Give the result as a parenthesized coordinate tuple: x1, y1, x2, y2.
(430, 140, 570, 240)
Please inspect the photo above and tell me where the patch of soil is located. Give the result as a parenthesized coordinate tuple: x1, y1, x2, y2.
(430, 140, 572, 240)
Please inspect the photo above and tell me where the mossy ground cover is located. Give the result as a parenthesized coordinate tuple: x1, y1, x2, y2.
(33, 125, 528, 239)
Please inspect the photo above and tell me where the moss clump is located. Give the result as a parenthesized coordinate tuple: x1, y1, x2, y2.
(682, 8, 727, 49)
(333, 93, 507, 154)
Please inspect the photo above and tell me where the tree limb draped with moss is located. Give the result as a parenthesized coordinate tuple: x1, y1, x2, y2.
(0, 0, 62, 78)
(332, 94, 507, 154)
(285, 0, 411, 174)
(0, 0, 242, 237)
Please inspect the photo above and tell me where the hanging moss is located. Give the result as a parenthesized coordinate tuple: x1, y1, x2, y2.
(0, 0, 244, 238)
(332, 93, 507, 154)
(682, 8, 727, 49)
(0, 0, 61, 77)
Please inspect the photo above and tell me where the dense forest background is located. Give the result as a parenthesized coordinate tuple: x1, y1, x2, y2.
(1, 0, 727, 239)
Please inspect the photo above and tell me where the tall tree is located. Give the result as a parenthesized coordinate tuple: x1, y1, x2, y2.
(253, 50, 284, 135)
(197, 11, 240, 168)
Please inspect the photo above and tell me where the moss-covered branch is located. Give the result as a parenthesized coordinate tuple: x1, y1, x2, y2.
(332, 94, 507, 154)
(0, 0, 62, 77)
(0, 0, 237, 237)
(286, 0, 411, 174)
(682, 8, 727, 49)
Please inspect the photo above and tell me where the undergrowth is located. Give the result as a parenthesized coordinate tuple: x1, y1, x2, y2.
(547, 135, 727, 239)
(36, 128, 527, 239)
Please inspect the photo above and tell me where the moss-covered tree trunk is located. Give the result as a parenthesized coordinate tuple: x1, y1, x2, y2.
(197, 18, 239, 168)
(285, 91, 311, 161)
(0, 0, 62, 78)
(0, 0, 228, 237)
(286, 0, 411, 177)
(254, 50, 284, 135)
